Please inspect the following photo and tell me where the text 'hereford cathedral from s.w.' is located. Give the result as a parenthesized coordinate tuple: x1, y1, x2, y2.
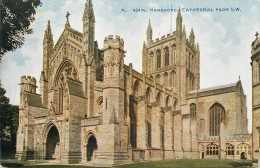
(16, 0, 254, 166)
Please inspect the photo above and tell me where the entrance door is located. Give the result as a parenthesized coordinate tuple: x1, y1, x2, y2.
(202, 152, 204, 159)
(46, 126, 60, 160)
(241, 152, 246, 160)
(87, 135, 98, 161)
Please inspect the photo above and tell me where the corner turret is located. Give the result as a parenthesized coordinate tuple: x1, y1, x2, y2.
(20, 75, 37, 94)
(97, 35, 129, 164)
(103, 35, 125, 78)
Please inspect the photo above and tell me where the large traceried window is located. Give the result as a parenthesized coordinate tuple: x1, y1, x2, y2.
(157, 50, 161, 68)
(172, 46, 176, 64)
(165, 47, 169, 66)
(190, 103, 196, 118)
(150, 52, 154, 73)
(206, 144, 219, 155)
(226, 143, 234, 155)
(209, 103, 225, 136)
(55, 61, 79, 115)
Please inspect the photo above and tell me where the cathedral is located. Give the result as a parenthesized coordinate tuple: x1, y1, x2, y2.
(16, 0, 252, 166)
(251, 31, 260, 165)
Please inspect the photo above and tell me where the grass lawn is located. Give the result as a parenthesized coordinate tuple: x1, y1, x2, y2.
(1, 159, 252, 167)
(116, 159, 252, 168)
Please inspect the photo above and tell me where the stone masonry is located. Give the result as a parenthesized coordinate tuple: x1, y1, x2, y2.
(16, 0, 251, 166)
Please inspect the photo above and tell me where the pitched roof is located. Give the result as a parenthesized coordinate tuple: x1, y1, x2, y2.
(188, 82, 238, 95)
(68, 27, 83, 37)
(67, 79, 86, 98)
(27, 93, 43, 107)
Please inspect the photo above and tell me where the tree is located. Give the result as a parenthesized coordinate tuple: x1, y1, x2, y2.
(0, 82, 19, 158)
(0, 0, 42, 61)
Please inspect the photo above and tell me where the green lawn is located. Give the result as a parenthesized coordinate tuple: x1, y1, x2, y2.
(1, 159, 252, 167)
(116, 159, 252, 168)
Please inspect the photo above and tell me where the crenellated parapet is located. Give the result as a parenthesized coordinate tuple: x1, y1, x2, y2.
(103, 35, 125, 78)
(20, 75, 37, 94)
(103, 35, 124, 51)
(252, 32, 260, 56)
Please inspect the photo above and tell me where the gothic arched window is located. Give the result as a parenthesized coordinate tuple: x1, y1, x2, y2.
(163, 72, 168, 87)
(169, 71, 175, 87)
(172, 46, 176, 64)
(133, 80, 140, 97)
(165, 47, 169, 66)
(150, 52, 154, 72)
(226, 143, 234, 155)
(206, 144, 219, 155)
(157, 50, 161, 68)
(146, 87, 152, 103)
(156, 92, 162, 106)
(165, 96, 169, 107)
(156, 74, 161, 84)
(190, 103, 196, 118)
(209, 103, 225, 136)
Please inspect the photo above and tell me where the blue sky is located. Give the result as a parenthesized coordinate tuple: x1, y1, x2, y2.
(0, 0, 259, 132)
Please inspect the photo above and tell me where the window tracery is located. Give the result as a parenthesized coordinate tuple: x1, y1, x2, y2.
(206, 144, 219, 155)
(157, 50, 161, 68)
(209, 103, 225, 136)
(190, 103, 196, 118)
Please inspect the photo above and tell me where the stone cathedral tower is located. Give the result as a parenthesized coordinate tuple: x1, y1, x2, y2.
(251, 32, 260, 165)
(16, 1, 251, 166)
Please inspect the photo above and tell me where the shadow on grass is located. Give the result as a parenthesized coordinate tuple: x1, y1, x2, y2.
(115, 159, 253, 168)
(1, 162, 24, 167)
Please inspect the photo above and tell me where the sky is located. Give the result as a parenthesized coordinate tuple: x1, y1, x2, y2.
(0, 0, 259, 133)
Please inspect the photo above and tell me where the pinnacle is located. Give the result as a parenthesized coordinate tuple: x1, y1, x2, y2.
(45, 20, 52, 36)
(148, 19, 152, 29)
(177, 7, 181, 17)
(83, 0, 95, 21)
(190, 28, 194, 37)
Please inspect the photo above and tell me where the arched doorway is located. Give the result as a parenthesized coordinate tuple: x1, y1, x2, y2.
(87, 135, 98, 161)
(46, 126, 60, 160)
(241, 152, 246, 160)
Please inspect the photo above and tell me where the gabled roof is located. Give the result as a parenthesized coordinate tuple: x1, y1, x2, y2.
(187, 80, 243, 98)
(67, 79, 86, 98)
(27, 93, 43, 107)
(188, 82, 237, 94)
(67, 27, 83, 37)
